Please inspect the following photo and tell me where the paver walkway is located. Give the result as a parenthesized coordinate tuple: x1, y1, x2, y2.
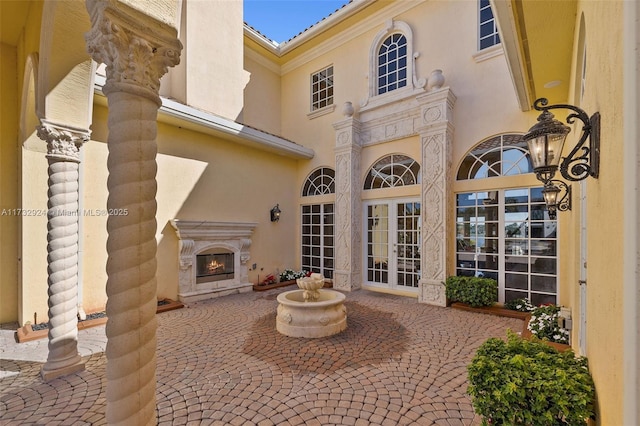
(0, 289, 522, 425)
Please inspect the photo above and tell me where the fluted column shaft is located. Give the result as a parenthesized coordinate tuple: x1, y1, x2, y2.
(37, 122, 89, 381)
(85, 1, 182, 424)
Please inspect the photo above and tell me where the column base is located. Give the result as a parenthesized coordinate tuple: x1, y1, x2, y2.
(418, 279, 446, 306)
(333, 271, 361, 292)
(41, 358, 85, 382)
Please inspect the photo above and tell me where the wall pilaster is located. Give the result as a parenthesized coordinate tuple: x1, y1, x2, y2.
(85, 1, 182, 424)
(333, 110, 363, 291)
(36, 120, 89, 381)
(416, 88, 456, 305)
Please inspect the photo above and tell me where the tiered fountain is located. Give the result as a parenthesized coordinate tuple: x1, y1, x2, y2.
(276, 273, 347, 338)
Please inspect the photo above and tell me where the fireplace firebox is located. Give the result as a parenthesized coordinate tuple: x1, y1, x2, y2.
(196, 252, 234, 283)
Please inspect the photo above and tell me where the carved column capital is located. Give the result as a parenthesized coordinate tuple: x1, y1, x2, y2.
(85, 0, 182, 103)
(37, 121, 90, 162)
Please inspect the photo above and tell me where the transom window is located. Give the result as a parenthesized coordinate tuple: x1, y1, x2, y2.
(457, 133, 532, 180)
(364, 154, 420, 190)
(479, 0, 500, 50)
(302, 167, 335, 196)
(311, 66, 334, 111)
(377, 34, 408, 95)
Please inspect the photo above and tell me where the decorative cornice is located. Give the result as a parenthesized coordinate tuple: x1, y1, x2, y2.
(37, 120, 90, 162)
(85, 0, 182, 103)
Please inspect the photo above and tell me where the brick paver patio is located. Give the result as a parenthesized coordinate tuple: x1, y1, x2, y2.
(0, 289, 522, 425)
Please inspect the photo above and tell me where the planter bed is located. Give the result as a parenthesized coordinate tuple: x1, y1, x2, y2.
(253, 279, 333, 292)
(451, 303, 571, 352)
(450, 302, 530, 320)
(15, 298, 184, 343)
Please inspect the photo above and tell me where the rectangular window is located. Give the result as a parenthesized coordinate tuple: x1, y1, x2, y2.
(479, 0, 500, 50)
(301, 203, 334, 279)
(310, 66, 334, 111)
(456, 187, 558, 305)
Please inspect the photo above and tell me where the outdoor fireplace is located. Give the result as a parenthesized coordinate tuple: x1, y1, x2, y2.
(170, 220, 257, 303)
(196, 251, 234, 283)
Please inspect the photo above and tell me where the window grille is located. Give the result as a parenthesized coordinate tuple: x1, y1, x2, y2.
(302, 167, 335, 196)
(377, 34, 408, 95)
(311, 66, 334, 111)
(479, 0, 500, 50)
(457, 134, 532, 180)
(364, 154, 420, 189)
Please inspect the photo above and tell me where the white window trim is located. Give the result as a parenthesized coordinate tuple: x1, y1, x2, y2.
(307, 104, 336, 120)
(310, 65, 335, 114)
(361, 19, 425, 108)
(472, 43, 503, 63)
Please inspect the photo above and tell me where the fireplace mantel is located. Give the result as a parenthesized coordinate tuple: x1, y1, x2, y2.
(170, 220, 257, 303)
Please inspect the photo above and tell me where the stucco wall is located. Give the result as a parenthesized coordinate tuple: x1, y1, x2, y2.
(0, 42, 20, 324)
(242, 51, 282, 136)
(578, 1, 625, 424)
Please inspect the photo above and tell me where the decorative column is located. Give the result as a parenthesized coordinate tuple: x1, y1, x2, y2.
(85, 1, 181, 425)
(416, 88, 456, 305)
(332, 102, 363, 291)
(37, 121, 89, 381)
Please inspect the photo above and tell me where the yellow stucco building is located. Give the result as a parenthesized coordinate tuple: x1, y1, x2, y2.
(0, 0, 637, 424)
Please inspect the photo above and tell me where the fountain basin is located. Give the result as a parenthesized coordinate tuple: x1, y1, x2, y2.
(276, 289, 347, 338)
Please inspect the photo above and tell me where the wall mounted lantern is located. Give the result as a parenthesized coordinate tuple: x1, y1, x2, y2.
(542, 180, 572, 220)
(522, 98, 600, 217)
(270, 204, 281, 222)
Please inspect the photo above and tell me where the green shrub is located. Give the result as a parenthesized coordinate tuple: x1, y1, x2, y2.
(468, 331, 595, 426)
(444, 276, 497, 307)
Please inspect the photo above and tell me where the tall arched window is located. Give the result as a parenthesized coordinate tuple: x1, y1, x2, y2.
(456, 135, 557, 306)
(301, 167, 335, 279)
(364, 154, 420, 190)
(378, 34, 408, 95)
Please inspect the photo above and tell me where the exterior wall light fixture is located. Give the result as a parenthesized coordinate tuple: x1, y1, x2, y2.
(522, 98, 600, 217)
(270, 204, 281, 222)
(542, 180, 572, 220)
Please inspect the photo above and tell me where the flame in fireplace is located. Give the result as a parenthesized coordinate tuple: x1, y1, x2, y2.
(207, 259, 225, 274)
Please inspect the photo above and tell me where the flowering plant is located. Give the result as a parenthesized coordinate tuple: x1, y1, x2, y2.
(279, 269, 309, 281)
(527, 304, 570, 344)
(259, 274, 277, 286)
(504, 297, 534, 312)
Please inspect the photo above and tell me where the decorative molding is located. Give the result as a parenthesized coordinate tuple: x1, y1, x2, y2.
(170, 220, 257, 303)
(37, 120, 90, 162)
(279, 1, 420, 74)
(307, 104, 337, 120)
(472, 43, 504, 63)
(85, 0, 182, 102)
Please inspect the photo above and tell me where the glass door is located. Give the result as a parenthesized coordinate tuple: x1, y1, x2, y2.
(365, 199, 421, 291)
(456, 187, 558, 305)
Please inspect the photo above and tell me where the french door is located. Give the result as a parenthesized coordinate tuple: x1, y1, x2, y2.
(364, 199, 421, 291)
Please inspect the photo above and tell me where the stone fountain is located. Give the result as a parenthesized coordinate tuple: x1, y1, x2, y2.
(276, 273, 347, 338)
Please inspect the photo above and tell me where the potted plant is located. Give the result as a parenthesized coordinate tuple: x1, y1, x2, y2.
(468, 331, 595, 425)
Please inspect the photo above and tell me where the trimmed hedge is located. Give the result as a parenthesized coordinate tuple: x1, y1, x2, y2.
(468, 331, 595, 425)
(444, 276, 497, 307)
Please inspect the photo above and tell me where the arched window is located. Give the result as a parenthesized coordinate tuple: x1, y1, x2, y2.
(302, 167, 335, 196)
(364, 154, 420, 190)
(365, 20, 424, 102)
(377, 34, 408, 95)
(457, 133, 532, 180)
(455, 134, 558, 306)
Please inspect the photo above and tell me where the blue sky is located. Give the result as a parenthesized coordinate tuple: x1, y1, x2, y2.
(244, 0, 350, 43)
